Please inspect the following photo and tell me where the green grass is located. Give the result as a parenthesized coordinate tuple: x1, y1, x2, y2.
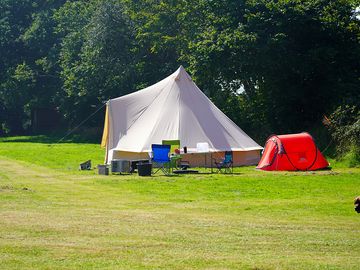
(0, 137, 360, 269)
(0, 136, 104, 172)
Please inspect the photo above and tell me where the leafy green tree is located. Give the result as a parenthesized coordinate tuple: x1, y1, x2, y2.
(0, 0, 64, 134)
(189, 0, 360, 141)
(55, 0, 136, 126)
(328, 105, 360, 166)
(0, 0, 359, 142)
(0, 0, 35, 133)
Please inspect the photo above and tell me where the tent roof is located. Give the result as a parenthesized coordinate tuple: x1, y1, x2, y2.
(103, 66, 262, 154)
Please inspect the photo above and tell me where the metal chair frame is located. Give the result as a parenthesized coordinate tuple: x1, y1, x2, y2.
(213, 151, 233, 173)
(151, 144, 171, 175)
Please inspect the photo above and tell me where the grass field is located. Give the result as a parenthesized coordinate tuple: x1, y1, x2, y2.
(0, 136, 360, 269)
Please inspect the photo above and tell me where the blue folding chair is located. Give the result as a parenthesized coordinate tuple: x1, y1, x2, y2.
(151, 144, 171, 175)
(213, 151, 233, 173)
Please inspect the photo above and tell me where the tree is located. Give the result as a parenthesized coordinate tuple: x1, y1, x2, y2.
(55, 0, 136, 127)
(0, 0, 359, 142)
(0, 0, 64, 134)
(189, 0, 360, 141)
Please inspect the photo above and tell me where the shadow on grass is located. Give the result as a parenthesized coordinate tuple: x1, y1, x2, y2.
(0, 135, 100, 144)
(166, 172, 243, 176)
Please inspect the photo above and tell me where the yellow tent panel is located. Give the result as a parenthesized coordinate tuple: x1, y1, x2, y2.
(101, 105, 109, 148)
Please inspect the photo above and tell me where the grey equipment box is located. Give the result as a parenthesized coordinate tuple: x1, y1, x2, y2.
(98, 164, 109, 175)
(111, 159, 131, 173)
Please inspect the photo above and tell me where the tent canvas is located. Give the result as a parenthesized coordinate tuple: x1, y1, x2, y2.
(101, 66, 262, 166)
(256, 132, 329, 171)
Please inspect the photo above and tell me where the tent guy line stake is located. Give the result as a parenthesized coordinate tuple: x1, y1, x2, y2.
(49, 102, 106, 147)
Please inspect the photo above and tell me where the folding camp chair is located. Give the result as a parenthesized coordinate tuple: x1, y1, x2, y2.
(213, 151, 233, 173)
(151, 144, 171, 175)
(162, 140, 182, 171)
(162, 140, 180, 154)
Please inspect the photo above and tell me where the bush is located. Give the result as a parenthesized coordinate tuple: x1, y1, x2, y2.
(328, 105, 360, 167)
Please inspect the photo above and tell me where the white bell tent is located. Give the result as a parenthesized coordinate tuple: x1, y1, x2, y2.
(101, 66, 262, 166)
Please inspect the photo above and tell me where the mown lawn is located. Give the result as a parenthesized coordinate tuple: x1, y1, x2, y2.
(0, 137, 359, 269)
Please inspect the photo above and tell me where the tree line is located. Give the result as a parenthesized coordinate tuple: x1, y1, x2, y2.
(1, 0, 359, 146)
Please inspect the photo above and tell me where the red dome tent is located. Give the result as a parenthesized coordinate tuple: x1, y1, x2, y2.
(257, 133, 329, 171)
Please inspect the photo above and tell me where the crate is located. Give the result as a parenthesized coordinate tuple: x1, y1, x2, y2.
(98, 165, 109, 175)
(111, 159, 131, 173)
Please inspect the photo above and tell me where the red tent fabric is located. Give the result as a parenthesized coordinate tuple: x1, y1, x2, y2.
(257, 132, 329, 171)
